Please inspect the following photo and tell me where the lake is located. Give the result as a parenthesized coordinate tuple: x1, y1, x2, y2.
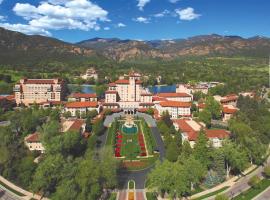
(68, 84, 95, 94)
(68, 84, 176, 94)
(148, 85, 176, 94)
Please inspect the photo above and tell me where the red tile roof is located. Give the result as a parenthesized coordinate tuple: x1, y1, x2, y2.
(152, 96, 168, 102)
(135, 80, 143, 84)
(205, 129, 230, 139)
(25, 132, 40, 143)
(105, 90, 118, 94)
(141, 93, 153, 96)
(115, 79, 129, 84)
(108, 83, 116, 87)
(65, 101, 98, 108)
(0, 95, 15, 101)
(160, 101, 191, 108)
(114, 79, 142, 84)
(223, 106, 238, 114)
(69, 93, 97, 98)
(103, 102, 120, 107)
(221, 95, 238, 103)
(68, 119, 85, 132)
(23, 79, 62, 84)
(198, 103, 206, 109)
(173, 119, 199, 141)
(139, 103, 154, 106)
(157, 92, 191, 98)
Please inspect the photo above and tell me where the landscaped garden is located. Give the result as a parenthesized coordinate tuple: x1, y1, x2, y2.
(106, 115, 159, 170)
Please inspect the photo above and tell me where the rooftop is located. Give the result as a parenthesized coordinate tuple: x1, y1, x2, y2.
(69, 93, 97, 98)
(65, 101, 98, 108)
(25, 132, 40, 143)
(157, 92, 191, 98)
(160, 101, 191, 108)
(20, 79, 62, 85)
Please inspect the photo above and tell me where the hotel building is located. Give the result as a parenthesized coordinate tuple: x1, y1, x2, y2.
(14, 78, 65, 106)
(104, 72, 154, 113)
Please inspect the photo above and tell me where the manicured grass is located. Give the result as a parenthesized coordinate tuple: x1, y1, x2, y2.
(146, 192, 158, 200)
(193, 186, 229, 200)
(190, 186, 205, 195)
(233, 179, 270, 200)
(107, 118, 159, 170)
(120, 132, 140, 159)
(0, 179, 25, 197)
(128, 180, 135, 189)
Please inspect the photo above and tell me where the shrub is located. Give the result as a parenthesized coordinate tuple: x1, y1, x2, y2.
(215, 194, 229, 200)
(248, 175, 261, 189)
(264, 166, 270, 178)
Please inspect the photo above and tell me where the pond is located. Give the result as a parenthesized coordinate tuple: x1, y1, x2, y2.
(68, 84, 176, 94)
(68, 84, 95, 94)
(148, 84, 176, 94)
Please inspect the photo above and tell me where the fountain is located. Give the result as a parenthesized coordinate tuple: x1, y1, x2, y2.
(122, 115, 138, 134)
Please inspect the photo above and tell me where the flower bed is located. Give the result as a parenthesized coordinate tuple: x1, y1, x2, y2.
(114, 131, 122, 157)
(138, 132, 147, 157)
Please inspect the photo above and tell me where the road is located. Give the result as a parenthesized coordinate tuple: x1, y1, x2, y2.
(208, 156, 270, 200)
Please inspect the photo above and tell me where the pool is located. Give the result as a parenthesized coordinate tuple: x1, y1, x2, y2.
(122, 124, 138, 134)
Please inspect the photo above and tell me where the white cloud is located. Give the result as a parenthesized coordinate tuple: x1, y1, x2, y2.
(133, 16, 149, 23)
(0, 23, 52, 36)
(175, 7, 201, 21)
(153, 9, 170, 18)
(0, 0, 108, 36)
(137, 0, 150, 11)
(0, 15, 6, 21)
(169, 0, 180, 3)
(104, 27, 110, 30)
(117, 23, 126, 27)
(0, 0, 3, 5)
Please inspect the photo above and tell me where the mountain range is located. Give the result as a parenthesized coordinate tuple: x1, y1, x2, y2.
(0, 27, 270, 66)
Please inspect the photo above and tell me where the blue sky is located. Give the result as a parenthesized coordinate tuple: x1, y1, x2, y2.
(0, 0, 269, 43)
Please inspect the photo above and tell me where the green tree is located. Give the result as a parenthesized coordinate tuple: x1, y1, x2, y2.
(32, 154, 66, 195)
(198, 110, 211, 127)
(166, 140, 179, 162)
(183, 156, 206, 191)
(205, 96, 222, 119)
(193, 130, 210, 167)
(223, 141, 249, 178)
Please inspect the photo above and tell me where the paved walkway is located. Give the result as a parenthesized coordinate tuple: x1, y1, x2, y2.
(118, 190, 127, 200)
(253, 186, 270, 200)
(104, 112, 157, 128)
(0, 176, 48, 200)
(190, 165, 258, 199)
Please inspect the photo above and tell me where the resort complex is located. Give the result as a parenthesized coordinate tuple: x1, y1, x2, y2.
(0, 69, 269, 200)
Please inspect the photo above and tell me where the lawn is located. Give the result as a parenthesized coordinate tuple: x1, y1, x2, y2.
(192, 186, 229, 200)
(233, 179, 270, 200)
(106, 117, 159, 170)
(120, 131, 141, 159)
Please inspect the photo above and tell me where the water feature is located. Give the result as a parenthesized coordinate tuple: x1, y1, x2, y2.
(122, 116, 138, 134)
(122, 124, 138, 134)
(68, 84, 95, 94)
(148, 84, 176, 94)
